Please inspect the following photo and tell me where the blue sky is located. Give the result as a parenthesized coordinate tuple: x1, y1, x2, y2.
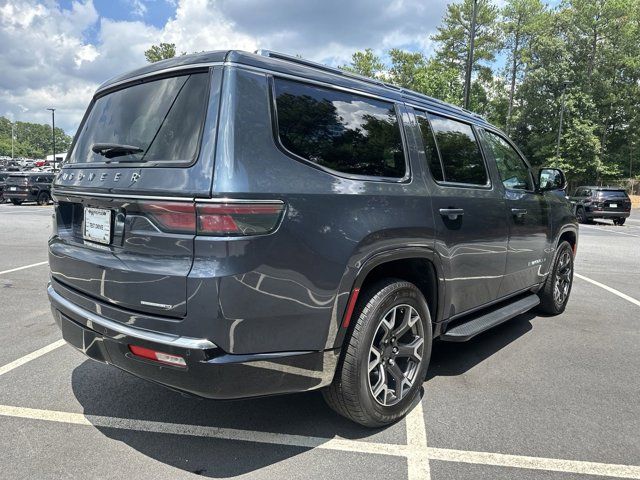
(0, 0, 543, 134)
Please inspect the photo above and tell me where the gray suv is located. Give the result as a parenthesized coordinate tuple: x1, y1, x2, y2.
(48, 50, 578, 427)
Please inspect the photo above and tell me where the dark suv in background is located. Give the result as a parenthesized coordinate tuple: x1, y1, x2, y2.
(570, 186, 631, 225)
(48, 50, 577, 427)
(4, 172, 54, 205)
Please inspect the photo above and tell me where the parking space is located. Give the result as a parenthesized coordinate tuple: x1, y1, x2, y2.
(0, 203, 639, 479)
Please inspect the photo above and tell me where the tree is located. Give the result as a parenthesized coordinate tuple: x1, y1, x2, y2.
(501, 0, 546, 132)
(144, 43, 177, 63)
(0, 116, 72, 158)
(432, 0, 502, 105)
(387, 49, 427, 90)
(342, 49, 384, 78)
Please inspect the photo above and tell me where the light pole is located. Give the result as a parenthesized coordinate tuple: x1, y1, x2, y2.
(47, 108, 56, 171)
(11, 122, 15, 160)
(556, 80, 572, 157)
(463, 0, 478, 110)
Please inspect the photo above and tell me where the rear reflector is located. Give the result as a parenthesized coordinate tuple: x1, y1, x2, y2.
(139, 201, 284, 236)
(129, 345, 187, 367)
(342, 288, 361, 328)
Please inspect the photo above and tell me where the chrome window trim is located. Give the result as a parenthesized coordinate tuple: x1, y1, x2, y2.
(52, 189, 285, 205)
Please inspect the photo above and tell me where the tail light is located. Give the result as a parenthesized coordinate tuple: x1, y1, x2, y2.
(140, 200, 284, 236)
(197, 203, 284, 236)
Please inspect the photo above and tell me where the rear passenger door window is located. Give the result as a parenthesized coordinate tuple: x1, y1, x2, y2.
(273, 78, 406, 179)
(427, 113, 489, 186)
(483, 130, 533, 191)
(415, 113, 444, 182)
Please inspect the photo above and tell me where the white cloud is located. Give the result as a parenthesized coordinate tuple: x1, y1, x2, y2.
(0, 0, 451, 134)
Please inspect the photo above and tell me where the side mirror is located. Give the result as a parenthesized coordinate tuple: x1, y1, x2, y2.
(538, 168, 567, 192)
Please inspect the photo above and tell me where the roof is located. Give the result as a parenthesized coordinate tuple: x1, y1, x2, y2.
(97, 50, 489, 127)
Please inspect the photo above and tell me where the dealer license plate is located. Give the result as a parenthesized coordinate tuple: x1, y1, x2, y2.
(83, 207, 112, 244)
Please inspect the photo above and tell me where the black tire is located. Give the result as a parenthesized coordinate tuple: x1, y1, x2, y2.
(37, 191, 50, 206)
(575, 207, 587, 224)
(10, 199, 22, 206)
(537, 241, 574, 315)
(322, 278, 432, 427)
(613, 217, 625, 226)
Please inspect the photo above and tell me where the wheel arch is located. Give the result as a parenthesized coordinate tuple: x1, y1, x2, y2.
(330, 246, 445, 350)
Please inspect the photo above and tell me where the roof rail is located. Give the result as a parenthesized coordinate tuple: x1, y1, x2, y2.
(254, 49, 389, 89)
(254, 49, 487, 122)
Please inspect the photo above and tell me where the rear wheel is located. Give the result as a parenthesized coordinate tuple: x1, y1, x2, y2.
(323, 279, 432, 427)
(538, 241, 574, 315)
(37, 191, 50, 206)
(10, 199, 22, 206)
(613, 217, 626, 226)
(575, 207, 587, 224)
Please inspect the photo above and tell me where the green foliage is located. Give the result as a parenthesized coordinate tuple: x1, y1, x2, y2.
(342, 49, 384, 78)
(0, 116, 71, 158)
(341, 0, 640, 186)
(144, 43, 177, 63)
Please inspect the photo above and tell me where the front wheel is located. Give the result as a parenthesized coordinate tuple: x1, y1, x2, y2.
(575, 207, 587, 224)
(323, 279, 432, 427)
(538, 241, 574, 315)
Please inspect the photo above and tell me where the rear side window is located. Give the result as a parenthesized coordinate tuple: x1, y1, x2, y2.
(69, 72, 210, 165)
(273, 78, 406, 178)
(427, 114, 488, 186)
(483, 130, 533, 191)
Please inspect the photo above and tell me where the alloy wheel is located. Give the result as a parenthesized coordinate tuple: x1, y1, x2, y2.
(553, 250, 572, 306)
(368, 304, 425, 407)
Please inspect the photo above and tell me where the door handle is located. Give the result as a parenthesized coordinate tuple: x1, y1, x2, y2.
(511, 208, 528, 218)
(439, 208, 465, 220)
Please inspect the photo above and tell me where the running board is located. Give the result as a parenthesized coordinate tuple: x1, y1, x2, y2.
(440, 294, 540, 342)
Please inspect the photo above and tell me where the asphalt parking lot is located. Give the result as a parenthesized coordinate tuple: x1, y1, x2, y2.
(0, 202, 639, 480)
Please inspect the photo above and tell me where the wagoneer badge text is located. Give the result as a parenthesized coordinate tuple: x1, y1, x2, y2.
(59, 172, 140, 183)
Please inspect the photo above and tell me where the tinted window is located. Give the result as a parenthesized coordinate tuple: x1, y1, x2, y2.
(483, 131, 533, 190)
(69, 73, 210, 164)
(274, 78, 405, 178)
(597, 190, 628, 199)
(428, 114, 488, 185)
(416, 113, 443, 182)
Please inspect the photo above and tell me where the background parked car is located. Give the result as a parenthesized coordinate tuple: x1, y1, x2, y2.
(0, 172, 9, 203)
(4, 172, 54, 205)
(570, 186, 632, 225)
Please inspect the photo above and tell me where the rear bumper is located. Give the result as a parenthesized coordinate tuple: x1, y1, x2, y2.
(48, 284, 338, 399)
(585, 210, 630, 219)
(4, 192, 34, 201)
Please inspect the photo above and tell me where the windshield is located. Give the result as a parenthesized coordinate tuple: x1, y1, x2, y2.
(69, 72, 210, 165)
(597, 190, 628, 199)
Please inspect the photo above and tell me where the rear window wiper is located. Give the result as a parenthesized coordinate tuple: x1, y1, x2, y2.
(91, 143, 144, 159)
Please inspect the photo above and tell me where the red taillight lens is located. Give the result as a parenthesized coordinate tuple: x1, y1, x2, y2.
(140, 202, 196, 233)
(139, 201, 284, 236)
(129, 345, 187, 367)
(196, 203, 284, 236)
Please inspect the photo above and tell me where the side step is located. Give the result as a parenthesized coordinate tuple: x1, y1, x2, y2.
(440, 294, 540, 342)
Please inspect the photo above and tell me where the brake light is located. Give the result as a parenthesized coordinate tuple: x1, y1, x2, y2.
(129, 345, 187, 367)
(196, 203, 285, 236)
(140, 203, 196, 233)
(139, 201, 284, 236)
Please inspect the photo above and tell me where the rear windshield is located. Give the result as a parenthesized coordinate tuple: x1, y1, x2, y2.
(69, 72, 210, 165)
(6, 175, 28, 185)
(597, 190, 628, 199)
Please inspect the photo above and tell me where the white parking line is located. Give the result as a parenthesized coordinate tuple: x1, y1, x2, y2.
(575, 273, 640, 308)
(406, 399, 431, 480)
(0, 261, 48, 276)
(580, 224, 640, 238)
(0, 340, 65, 377)
(1, 404, 639, 478)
